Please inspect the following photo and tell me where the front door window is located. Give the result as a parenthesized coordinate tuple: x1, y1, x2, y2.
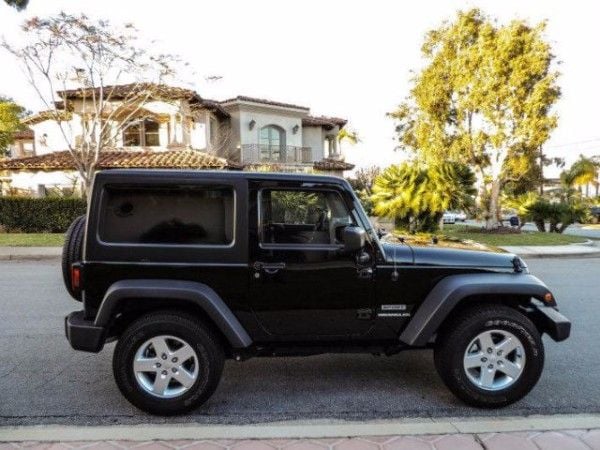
(260, 189, 354, 247)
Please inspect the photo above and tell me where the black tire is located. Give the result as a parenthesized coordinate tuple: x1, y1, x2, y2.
(61, 215, 86, 300)
(113, 311, 225, 415)
(434, 304, 544, 408)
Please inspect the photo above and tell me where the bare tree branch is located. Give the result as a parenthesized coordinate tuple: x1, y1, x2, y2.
(2, 12, 186, 194)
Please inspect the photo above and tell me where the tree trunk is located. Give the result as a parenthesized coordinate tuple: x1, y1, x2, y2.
(485, 179, 501, 230)
(557, 221, 570, 233)
(534, 219, 545, 232)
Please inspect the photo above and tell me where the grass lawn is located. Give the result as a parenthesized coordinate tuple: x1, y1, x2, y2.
(0, 233, 65, 247)
(441, 225, 588, 246)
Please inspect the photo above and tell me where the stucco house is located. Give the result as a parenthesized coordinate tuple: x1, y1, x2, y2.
(1, 83, 354, 196)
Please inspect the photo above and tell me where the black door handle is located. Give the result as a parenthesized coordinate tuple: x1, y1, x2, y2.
(253, 261, 286, 274)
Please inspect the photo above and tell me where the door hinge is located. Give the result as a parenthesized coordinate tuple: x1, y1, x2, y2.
(357, 267, 373, 279)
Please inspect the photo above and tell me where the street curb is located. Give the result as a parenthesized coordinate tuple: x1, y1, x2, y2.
(0, 246, 62, 261)
(510, 251, 600, 259)
(577, 239, 596, 246)
(1, 414, 600, 442)
(0, 254, 61, 261)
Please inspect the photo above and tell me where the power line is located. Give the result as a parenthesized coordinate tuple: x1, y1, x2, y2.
(545, 146, 600, 154)
(546, 137, 600, 149)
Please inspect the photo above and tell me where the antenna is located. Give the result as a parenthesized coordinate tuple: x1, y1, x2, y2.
(391, 237, 400, 282)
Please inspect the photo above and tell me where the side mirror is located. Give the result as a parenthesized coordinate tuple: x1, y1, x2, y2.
(343, 226, 366, 253)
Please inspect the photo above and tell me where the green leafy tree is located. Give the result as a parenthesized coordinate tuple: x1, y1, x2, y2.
(346, 166, 381, 215)
(371, 161, 476, 232)
(4, 0, 28, 10)
(390, 9, 560, 229)
(0, 96, 26, 156)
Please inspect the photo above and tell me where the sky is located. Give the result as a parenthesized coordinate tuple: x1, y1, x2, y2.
(1, 0, 599, 176)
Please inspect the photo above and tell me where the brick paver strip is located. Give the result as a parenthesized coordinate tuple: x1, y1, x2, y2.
(2, 431, 600, 450)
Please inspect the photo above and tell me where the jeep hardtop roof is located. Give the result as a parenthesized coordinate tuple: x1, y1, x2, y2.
(93, 169, 350, 187)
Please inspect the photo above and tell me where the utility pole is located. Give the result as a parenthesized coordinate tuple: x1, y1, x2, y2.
(538, 145, 544, 196)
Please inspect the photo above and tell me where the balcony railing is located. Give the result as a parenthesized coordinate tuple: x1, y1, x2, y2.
(241, 144, 312, 165)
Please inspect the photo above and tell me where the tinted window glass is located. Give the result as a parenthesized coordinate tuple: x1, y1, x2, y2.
(101, 185, 234, 245)
(260, 189, 354, 245)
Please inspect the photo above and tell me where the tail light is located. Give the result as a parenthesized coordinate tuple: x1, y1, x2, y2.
(71, 265, 81, 290)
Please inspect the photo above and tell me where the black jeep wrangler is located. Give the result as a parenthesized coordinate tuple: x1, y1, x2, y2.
(63, 170, 570, 415)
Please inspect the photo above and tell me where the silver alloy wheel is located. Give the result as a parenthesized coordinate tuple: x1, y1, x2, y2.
(463, 329, 526, 391)
(133, 335, 199, 399)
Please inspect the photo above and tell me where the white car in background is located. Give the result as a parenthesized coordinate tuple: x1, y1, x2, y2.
(442, 211, 456, 224)
(454, 211, 467, 222)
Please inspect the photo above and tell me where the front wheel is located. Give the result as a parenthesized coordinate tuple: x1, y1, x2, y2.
(434, 304, 544, 408)
(113, 311, 224, 415)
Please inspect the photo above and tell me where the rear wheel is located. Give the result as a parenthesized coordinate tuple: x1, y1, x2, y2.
(434, 304, 544, 407)
(61, 215, 86, 300)
(113, 311, 224, 415)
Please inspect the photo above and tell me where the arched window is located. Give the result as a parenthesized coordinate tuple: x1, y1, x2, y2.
(259, 125, 284, 161)
(123, 118, 160, 147)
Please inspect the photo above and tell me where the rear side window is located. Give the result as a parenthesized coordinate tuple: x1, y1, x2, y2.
(100, 185, 234, 245)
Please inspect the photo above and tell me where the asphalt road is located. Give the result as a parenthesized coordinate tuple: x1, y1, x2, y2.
(0, 258, 599, 426)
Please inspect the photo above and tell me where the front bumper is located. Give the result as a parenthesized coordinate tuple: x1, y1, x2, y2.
(529, 305, 571, 342)
(65, 311, 106, 352)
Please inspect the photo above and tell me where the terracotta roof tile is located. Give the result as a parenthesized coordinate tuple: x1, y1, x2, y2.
(22, 110, 73, 125)
(313, 158, 355, 171)
(0, 149, 240, 171)
(302, 115, 347, 129)
(220, 96, 309, 110)
(195, 99, 230, 119)
(12, 129, 34, 140)
(59, 83, 201, 102)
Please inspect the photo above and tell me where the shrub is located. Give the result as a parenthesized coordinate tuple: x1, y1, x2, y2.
(0, 197, 87, 233)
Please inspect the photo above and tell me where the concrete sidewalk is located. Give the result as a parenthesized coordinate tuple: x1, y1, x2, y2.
(3, 414, 600, 449)
(1, 431, 599, 450)
(501, 240, 600, 258)
(0, 414, 600, 450)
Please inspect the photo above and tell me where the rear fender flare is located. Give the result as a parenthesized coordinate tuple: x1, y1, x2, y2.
(94, 279, 252, 348)
(399, 273, 553, 346)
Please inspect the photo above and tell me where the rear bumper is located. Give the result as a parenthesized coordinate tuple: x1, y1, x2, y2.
(529, 305, 571, 342)
(65, 311, 106, 353)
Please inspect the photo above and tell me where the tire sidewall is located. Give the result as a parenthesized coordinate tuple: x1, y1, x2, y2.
(61, 215, 85, 300)
(114, 316, 221, 415)
(447, 316, 544, 406)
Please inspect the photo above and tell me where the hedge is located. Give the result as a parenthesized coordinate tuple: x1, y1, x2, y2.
(0, 197, 87, 233)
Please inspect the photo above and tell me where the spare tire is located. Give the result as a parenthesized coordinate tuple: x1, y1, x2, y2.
(62, 215, 86, 301)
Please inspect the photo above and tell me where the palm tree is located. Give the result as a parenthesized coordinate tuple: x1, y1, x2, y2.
(371, 162, 475, 232)
(4, 0, 28, 10)
(568, 155, 598, 197)
(337, 128, 360, 157)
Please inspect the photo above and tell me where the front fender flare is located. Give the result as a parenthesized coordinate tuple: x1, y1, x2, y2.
(399, 273, 553, 347)
(94, 279, 252, 348)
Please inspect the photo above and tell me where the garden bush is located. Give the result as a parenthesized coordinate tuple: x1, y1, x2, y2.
(0, 197, 87, 233)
